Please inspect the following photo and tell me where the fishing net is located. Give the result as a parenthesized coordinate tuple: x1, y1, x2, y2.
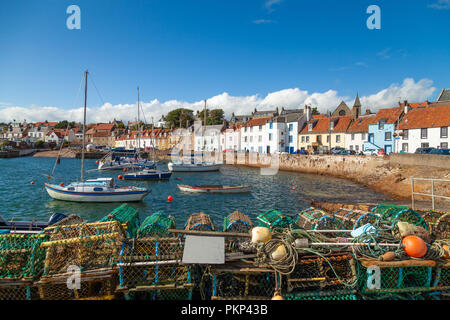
(42, 221, 126, 275)
(0, 234, 48, 279)
(99, 204, 140, 238)
(286, 254, 357, 293)
(185, 212, 215, 231)
(51, 214, 84, 227)
(371, 203, 429, 230)
(137, 211, 176, 237)
(332, 208, 371, 230)
(433, 262, 450, 290)
(117, 236, 193, 300)
(37, 269, 117, 300)
(284, 289, 359, 300)
(210, 269, 276, 300)
(258, 209, 298, 231)
(353, 213, 382, 230)
(421, 211, 449, 239)
(356, 259, 434, 294)
(223, 211, 253, 233)
(0, 284, 39, 300)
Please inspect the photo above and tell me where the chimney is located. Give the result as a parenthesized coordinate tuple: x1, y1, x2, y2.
(404, 100, 409, 114)
(305, 105, 311, 122)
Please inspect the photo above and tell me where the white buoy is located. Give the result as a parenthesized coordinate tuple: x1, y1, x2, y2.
(251, 227, 272, 244)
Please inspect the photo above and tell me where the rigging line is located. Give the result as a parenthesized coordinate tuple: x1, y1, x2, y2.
(89, 73, 106, 107)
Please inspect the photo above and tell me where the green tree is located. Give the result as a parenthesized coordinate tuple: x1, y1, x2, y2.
(199, 108, 224, 125)
(55, 120, 75, 129)
(311, 107, 319, 115)
(117, 122, 125, 129)
(164, 108, 194, 128)
(35, 140, 44, 148)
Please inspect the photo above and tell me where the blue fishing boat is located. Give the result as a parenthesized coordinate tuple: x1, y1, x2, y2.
(123, 169, 172, 180)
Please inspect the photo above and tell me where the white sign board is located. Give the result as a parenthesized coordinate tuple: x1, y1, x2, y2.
(182, 235, 225, 264)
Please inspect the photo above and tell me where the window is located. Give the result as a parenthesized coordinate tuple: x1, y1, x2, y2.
(421, 128, 428, 139)
(244, 137, 247, 142)
(250, 136, 253, 142)
(259, 125, 262, 131)
(441, 126, 448, 138)
(421, 143, 429, 148)
(94, 187, 103, 192)
(402, 129, 408, 140)
(378, 120, 385, 130)
(441, 142, 448, 149)
(244, 127, 247, 132)
(306, 136, 310, 143)
(402, 143, 408, 152)
(258, 146, 262, 153)
(269, 122, 273, 129)
(250, 127, 253, 132)
(326, 135, 330, 143)
(361, 133, 366, 140)
(289, 135, 293, 143)
(339, 110, 346, 116)
(308, 123, 313, 131)
(301, 136, 305, 143)
(316, 135, 321, 143)
(269, 133, 272, 141)
(355, 145, 359, 152)
(258, 135, 262, 142)
(351, 134, 355, 141)
(289, 124, 293, 131)
(336, 135, 341, 143)
(350, 145, 353, 150)
(385, 132, 392, 141)
(67, 187, 75, 191)
(330, 121, 334, 130)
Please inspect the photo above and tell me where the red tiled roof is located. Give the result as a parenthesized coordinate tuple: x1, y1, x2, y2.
(85, 128, 95, 135)
(243, 117, 272, 127)
(333, 116, 352, 131)
(95, 123, 115, 131)
(93, 131, 111, 137)
(398, 105, 450, 130)
(372, 106, 403, 124)
(35, 122, 58, 127)
(347, 115, 377, 132)
(300, 116, 351, 134)
(312, 114, 327, 119)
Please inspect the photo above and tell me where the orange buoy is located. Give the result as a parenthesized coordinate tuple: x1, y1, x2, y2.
(123, 168, 127, 172)
(292, 187, 296, 190)
(118, 175, 124, 180)
(96, 160, 99, 164)
(402, 235, 427, 258)
(60, 183, 65, 187)
(168, 195, 173, 202)
(30, 181, 35, 185)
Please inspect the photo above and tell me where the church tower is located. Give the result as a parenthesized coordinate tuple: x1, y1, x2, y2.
(352, 93, 361, 120)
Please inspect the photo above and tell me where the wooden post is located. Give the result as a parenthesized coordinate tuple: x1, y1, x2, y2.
(411, 178, 415, 210)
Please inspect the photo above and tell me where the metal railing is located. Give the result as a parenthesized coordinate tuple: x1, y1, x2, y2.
(411, 178, 450, 210)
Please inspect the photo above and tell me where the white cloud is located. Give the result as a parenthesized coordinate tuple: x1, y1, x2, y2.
(0, 78, 437, 123)
(253, 19, 275, 24)
(429, 0, 450, 9)
(265, 0, 283, 12)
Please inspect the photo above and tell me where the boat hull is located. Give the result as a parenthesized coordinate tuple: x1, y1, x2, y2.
(123, 172, 172, 180)
(98, 162, 155, 171)
(177, 184, 252, 193)
(44, 184, 150, 202)
(168, 163, 221, 172)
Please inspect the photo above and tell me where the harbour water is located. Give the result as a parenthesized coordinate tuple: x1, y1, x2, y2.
(0, 157, 390, 227)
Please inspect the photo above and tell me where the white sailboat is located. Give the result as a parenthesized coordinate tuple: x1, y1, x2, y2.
(44, 71, 151, 202)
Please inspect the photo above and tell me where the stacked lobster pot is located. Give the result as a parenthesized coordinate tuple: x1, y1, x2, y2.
(0, 233, 48, 300)
(117, 211, 193, 300)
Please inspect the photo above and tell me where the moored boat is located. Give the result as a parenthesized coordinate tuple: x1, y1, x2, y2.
(45, 178, 150, 202)
(177, 184, 252, 193)
(123, 169, 172, 180)
(168, 162, 221, 172)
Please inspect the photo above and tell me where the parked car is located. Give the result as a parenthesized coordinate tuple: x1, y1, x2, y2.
(430, 148, 450, 155)
(330, 147, 345, 155)
(338, 150, 357, 155)
(298, 149, 308, 155)
(415, 147, 435, 154)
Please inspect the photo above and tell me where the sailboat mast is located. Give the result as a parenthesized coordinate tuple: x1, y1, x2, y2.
(81, 70, 88, 182)
(137, 87, 140, 151)
(203, 99, 206, 151)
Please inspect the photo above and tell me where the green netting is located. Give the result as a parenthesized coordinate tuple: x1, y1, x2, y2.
(370, 203, 428, 230)
(185, 212, 215, 231)
(295, 208, 327, 230)
(357, 261, 433, 294)
(433, 264, 450, 289)
(99, 204, 140, 238)
(257, 209, 298, 231)
(0, 234, 48, 279)
(138, 211, 176, 237)
(284, 289, 359, 300)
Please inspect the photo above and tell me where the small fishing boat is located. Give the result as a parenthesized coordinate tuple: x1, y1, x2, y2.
(177, 184, 252, 193)
(98, 154, 156, 171)
(168, 162, 221, 172)
(123, 169, 172, 180)
(0, 213, 69, 233)
(45, 178, 150, 202)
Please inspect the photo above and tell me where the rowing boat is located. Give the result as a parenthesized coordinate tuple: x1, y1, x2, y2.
(177, 184, 252, 193)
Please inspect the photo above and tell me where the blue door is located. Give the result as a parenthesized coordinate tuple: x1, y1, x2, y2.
(369, 133, 374, 143)
(289, 147, 294, 154)
(267, 146, 270, 153)
(385, 145, 392, 154)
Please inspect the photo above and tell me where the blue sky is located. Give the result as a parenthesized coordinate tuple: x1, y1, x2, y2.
(0, 0, 449, 122)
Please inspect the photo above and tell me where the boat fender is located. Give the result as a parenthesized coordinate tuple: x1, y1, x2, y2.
(251, 227, 272, 244)
(271, 244, 287, 261)
(379, 251, 396, 261)
(48, 213, 68, 226)
(272, 291, 284, 300)
(294, 238, 309, 248)
(351, 223, 377, 238)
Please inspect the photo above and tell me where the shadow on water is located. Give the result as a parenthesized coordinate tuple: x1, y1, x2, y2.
(0, 157, 391, 227)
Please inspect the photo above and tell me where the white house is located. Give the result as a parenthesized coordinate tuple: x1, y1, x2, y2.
(396, 104, 450, 153)
(221, 126, 242, 152)
(274, 106, 309, 154)
(241, 117, 272, 153)
(27, 126, 50, 142)
(45, 131, 63, 144)
(194, 122, 224, 152)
